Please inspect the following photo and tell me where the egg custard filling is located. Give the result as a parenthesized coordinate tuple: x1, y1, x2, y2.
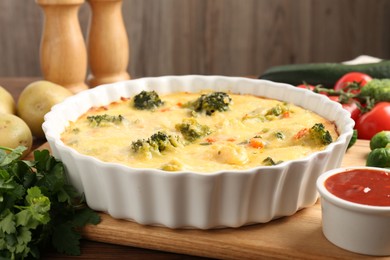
(61, 90, 339, 173)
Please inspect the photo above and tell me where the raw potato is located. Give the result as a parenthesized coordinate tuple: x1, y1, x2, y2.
(17, 80, 73, 138)
(0, 113, 33, 157)
(0, 86, 16, 114)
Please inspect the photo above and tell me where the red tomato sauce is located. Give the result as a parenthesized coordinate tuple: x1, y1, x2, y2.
(325, 169, 390, 206)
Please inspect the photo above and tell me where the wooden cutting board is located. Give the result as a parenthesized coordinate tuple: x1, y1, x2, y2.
(32, 140, 383, 259)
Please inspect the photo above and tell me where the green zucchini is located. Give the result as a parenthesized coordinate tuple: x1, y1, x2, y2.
(259, 60, 390, 88)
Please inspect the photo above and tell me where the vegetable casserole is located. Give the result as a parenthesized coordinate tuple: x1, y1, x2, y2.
(43, 76, 354, 228)
(61, 90, 339, 173)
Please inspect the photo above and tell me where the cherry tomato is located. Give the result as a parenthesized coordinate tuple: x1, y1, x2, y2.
(328, 96, 361, 122)
(334, 72, 372, 94)
(296, 84, 329, 95)
(355, 102, 390, 140)
(343, 102, 361, 122)
(296, 84, 315, 90)
(327, 96, 339, 102)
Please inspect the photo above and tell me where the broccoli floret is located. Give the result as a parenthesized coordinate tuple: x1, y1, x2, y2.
(264, 104, 290, 120)
(294, 123, 333, 145)
(187, 92, 232, 116)
(131, 131, 181, 156)
(242, 103, 290, 122)
(149, 131, 181, 152)
(265, 104, 284, 116)
(87, 114, 124, 127)
(133, 90, 164, 110)
(175, 118, 211, 142)
(262, 156, 283, 166)
(275, 131, 285, 140)
(309, 123, 333, 145)
(358, 79, 390, 105)
(131, 139, 153, 155)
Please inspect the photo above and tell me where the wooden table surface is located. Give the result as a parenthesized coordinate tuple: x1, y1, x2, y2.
(1, 77, 207, 260)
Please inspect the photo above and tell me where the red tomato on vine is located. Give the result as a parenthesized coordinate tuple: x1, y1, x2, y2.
(334, 72, 372, 94)
(327, 96, 361, 122)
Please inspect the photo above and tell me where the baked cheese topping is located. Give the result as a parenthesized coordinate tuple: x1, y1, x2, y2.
(61, 90, 339, 173)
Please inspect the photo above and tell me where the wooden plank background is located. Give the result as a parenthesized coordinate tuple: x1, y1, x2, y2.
(1, 0, 390, 79)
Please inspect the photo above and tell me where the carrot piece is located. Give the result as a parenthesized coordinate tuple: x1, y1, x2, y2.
(205, 137, 217, 143)
(159, 107, 171, 112)
(294, 128, 309, 139)
(249, 138, 264, 149)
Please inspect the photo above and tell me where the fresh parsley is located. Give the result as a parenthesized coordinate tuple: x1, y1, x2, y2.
(0, 146, 100, 259)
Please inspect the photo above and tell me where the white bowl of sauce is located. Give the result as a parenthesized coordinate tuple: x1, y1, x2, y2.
(317, 167, 390, 256)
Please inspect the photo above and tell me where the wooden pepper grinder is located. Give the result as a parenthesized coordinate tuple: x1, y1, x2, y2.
(36, 0, 89, 93)
(87, 0, 130, 87)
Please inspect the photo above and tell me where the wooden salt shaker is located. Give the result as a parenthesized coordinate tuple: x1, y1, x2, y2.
(87, 0, 130, 87)
(36, 0, 89, 93)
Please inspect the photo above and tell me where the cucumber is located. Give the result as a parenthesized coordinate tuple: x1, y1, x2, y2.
(259, 60, 390, 88)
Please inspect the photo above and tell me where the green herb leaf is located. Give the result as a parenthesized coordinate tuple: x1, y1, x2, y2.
(52, 222, 82, 256)
(0, 146, 26, 167)
(0, 210, 16, 234)
(73, 207, 101, 227)
(25, 187, 51, 225)
(0, 146, 101, 259)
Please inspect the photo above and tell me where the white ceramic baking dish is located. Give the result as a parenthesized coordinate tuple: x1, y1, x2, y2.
(43, 75, 354, 229)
